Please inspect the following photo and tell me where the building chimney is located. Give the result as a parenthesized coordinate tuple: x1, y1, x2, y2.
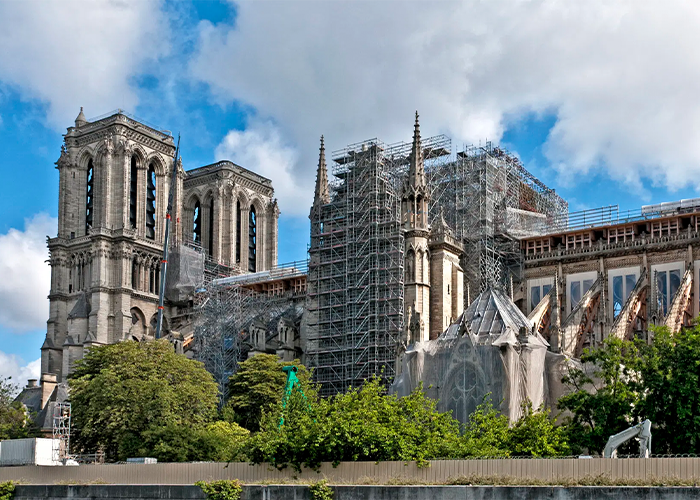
(26, 379, 37, 388)
(40, 373, 58, 409)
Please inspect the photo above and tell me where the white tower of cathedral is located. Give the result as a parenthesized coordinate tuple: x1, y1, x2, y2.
(402, 112, 431, 343)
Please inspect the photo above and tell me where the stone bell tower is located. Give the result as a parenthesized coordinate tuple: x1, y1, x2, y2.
(43, 109, 183, 383)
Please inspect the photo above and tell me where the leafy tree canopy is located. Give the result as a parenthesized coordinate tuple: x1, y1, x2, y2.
(247, 377, 569, 471)
(224, 354, 312, 432)
(0, 377, 36, 440)
(69, 339, 219, 461)
(559, 324, 700, 455)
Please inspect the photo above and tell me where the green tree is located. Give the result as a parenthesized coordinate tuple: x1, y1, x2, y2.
(506, 402, 570, 457)
(224, 354, 311, 432)
(0, 377, 35, 440)
(558, 337, 641, 454)
(69, 340, 219, 461)
(456, 397, 569, 458)
(635, 325, 700, 454)
(248, 377, 462, 471)
(458, 398, 510, 457)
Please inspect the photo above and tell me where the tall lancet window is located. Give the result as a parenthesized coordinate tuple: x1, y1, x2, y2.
(146, 164, 156, 239)
(208, 198, 214, 257)
(193, 201, 201, 244)
(235, 200, 241, 264)
(85, 159, 94, 232)
(248, 205, 256, 272)
(129, 156, 138, 228)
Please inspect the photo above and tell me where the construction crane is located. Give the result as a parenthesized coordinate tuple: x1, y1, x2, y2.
(603, 419, 652, 458)
(155, 134, 181, 339)
(278, 365, 309, 428)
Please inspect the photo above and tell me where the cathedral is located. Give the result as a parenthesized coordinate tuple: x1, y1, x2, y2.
(40, 109, 280, 395)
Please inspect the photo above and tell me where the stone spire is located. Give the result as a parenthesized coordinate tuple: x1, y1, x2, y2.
(75, 107, 88, 128)
(313, 135, 330, 205)
(408, 111, 425, 189)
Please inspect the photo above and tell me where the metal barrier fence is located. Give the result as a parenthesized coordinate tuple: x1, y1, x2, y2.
(3, 459, 700, 484)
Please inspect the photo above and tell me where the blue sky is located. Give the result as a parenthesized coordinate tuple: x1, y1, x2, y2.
(1, 0, 700, 385)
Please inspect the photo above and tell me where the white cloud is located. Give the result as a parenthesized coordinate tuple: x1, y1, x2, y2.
(191, 1, 700, 200)
(215, 120, 310, 216)
(0, 214, 55, 333)
(0, 0, 168, 129)
(0, 353, 41, 392)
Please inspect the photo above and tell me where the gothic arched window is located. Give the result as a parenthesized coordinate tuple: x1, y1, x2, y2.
(208, 197, 214, 257)
(129, 156, 138, 228)
(235, 200, 242, 264)
(146, 164, 156, 239)
(193, 201, 201, 244)
(85, 159, 94, 232)
(248, 205, 257, 272)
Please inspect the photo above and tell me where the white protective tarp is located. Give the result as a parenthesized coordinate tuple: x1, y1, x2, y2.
(392, 289, 574, 422)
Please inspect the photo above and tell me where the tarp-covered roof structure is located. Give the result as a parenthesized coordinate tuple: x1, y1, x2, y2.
(392, 288, 575, 423)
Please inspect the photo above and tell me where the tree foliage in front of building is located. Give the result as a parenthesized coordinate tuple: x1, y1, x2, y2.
(69, 340, 223, 461)
(66, 340, 569, 464)
(246, 376, 569, 471)
(559, 323, 700, 455)
(224, 354, 312, 432)
(0, 377, 37, 440)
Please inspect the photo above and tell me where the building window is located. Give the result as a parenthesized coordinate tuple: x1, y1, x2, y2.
(652, 262, 684, 317)
(193, 201, 201, 244)
(85, 159, 94, 232)
(208, 197, 214, 257)
(527, 277, 554, 313)
(236, 200, 241, 264)
(249, 205, 257, 272)
(129, 156, 138, 228)
(609, 267, 640, 319)
(146, 164, 156, 239)
(566, 271, 597, 314)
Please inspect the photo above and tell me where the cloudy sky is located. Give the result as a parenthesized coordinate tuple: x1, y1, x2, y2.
(1, 0, 699, 388)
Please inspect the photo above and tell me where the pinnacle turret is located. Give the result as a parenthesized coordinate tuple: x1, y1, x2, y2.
(408, 111, 426, 189)
(75, 107, 88, 128)
(313, 135, 330, 206)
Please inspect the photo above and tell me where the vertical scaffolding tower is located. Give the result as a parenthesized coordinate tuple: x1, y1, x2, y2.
(306, 139, 405, 396)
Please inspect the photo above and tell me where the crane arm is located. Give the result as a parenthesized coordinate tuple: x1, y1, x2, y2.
(603, 419, 652, 458)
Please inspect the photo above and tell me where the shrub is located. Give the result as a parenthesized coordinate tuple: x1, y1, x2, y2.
(308, 480, 333, 500)
(195, 480, 242, 500)
(0, 482, 15, 500)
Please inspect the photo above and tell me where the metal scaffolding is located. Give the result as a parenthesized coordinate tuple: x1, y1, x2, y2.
(52, 402, 71, 464)
(306, 139, 406, 396)
(425, 142, 568, 297)
(191, 259, 306, 404)
(305, 135, 566, 396)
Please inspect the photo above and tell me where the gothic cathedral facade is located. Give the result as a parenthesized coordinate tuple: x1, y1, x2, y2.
(41, 109, 279, 386)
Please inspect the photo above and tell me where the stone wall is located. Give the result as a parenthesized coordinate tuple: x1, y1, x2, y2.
(13, 484, 700, 500)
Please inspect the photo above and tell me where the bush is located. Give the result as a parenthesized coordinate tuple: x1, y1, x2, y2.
(0, 482, 15, 500)
(195, 480, 242, 500)
(308, 479, 333, 500)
